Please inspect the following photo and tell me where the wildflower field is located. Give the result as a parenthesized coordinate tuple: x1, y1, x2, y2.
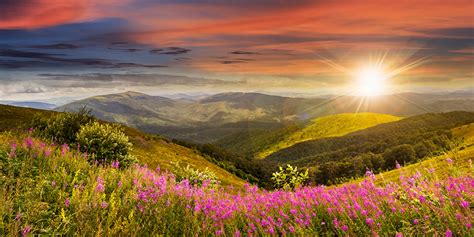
(0, 132, 472, 236)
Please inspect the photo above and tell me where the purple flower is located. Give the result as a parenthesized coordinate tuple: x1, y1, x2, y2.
(111, 160, 120, 169)
(445, 229, 452, 237)
(418, 195, 426, 203)
(96, 177, 105, 192)
(446, 158, 453, 164)
(413, 219, 419, 225)
(21, 225, 32, 237)
(101, 201, 108, 209)
(44, 147, 52, 157)
(365, 218, 374, 226)
(61, 144, 69, 155)
(395, 161, 401, 169)
(65, 198, 70, 207)
(14, 213, 21, 221)
(396, 233, 403, 237)
(460, 200, 469, 208)
(25, 137, 33, 149)
(342, 225, 348, 232)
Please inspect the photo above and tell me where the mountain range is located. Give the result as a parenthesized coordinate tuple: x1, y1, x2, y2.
(56, 91, 474, 143)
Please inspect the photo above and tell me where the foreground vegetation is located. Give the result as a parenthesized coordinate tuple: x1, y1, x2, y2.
(0, 104, 246, 188)
(1, 132, 472, 236)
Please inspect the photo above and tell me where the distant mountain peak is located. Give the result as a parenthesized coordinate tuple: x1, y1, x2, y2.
(118, 91, 150, 97)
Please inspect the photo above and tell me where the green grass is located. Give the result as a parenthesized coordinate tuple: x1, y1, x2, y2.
(1, 131, 472, 236)
(0, 104, 246, 188)
(370, 123, 474, 185)
(0, 105, 55, 131)
(132, 137, 246, 188)
(257, 112, 401, 158)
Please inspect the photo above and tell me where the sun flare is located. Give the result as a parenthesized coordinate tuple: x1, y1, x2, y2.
(355, 66, 387, 97)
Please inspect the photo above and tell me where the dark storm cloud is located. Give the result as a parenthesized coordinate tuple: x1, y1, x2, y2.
(150, 47, 191, 55)
(0, 49, 166, 69)
(229, 51, 260, 55)
(30, 43, 81, 49)
(218, 58, 254, 64)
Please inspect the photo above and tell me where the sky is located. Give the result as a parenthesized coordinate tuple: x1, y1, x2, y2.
(0, 0, 472, 102)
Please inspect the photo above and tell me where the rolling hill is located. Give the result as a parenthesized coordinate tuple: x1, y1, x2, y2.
(370, 122, 474, 185)
(0, 104, 246, 187)
(265, 111, 474, 184)
(256, 113, 401, 158)
(57, 91, 474, 143)
(0, 101, 57, 110)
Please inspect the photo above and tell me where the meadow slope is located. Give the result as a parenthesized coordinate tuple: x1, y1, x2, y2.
(257, 113, 401, 158)
(0, 104, 246, 188)
(0, 132, 472, 236)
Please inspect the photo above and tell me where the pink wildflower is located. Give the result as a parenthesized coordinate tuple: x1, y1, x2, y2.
(21, 225, 32, 237)
(445, 229, 452, 237)
(365, 218, 374, 226)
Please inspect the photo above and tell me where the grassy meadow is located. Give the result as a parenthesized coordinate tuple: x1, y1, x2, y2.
(0, 128, 472, 236)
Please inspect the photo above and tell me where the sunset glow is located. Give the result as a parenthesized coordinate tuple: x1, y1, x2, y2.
(0, 0, 472, 101)
(355, 66, 388, 96)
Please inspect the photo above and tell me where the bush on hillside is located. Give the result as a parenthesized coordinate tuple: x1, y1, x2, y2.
(31, 107, 93, 144)
(271, 164, 308, 190)
(76, 121, 136, 168)
(172, 162, 219, 187)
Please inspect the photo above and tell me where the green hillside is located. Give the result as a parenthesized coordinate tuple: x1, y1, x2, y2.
(372, 122, 474, 185)
(0, 104, 246, 188)
(267, 111, 474, 185)
(257, 113, 401, 158)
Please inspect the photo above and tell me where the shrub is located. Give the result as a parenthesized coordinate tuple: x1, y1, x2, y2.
(271, 164, 308, 190)
(31, 107, 93, 144)
(76, 121, 136, 168)
(172, 162, 219, 187)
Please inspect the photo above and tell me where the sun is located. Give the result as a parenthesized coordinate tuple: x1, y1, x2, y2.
(355, 66, 387, 97)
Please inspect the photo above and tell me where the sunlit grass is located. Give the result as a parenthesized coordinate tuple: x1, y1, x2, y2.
(257, 113, 401, 158)
(1, 131, 472, 236)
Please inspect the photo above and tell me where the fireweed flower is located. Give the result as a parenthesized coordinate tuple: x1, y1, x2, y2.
(65, 198, 70, 207)
(446, 158, 453, 164)
(445, 229, 453, 237)
(8, 143, 17, 157)
(14, 213, 21, 221)
(61, 144, 69, 155)
(365, 218, 374, 226)
(101, 201, 108, 209)
(111, 160, 120, 169)
(96, 177, 105, 192)
(24, 137, 33, 149)
(21, 225, 32, 237)
(395, 161, 401, 169)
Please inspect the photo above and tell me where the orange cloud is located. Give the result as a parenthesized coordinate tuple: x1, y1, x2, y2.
(0, 0, 90, 29)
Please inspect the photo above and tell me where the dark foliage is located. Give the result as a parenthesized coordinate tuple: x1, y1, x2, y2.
(172, 139, 275, 188)
(267, 112, 474, 185)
